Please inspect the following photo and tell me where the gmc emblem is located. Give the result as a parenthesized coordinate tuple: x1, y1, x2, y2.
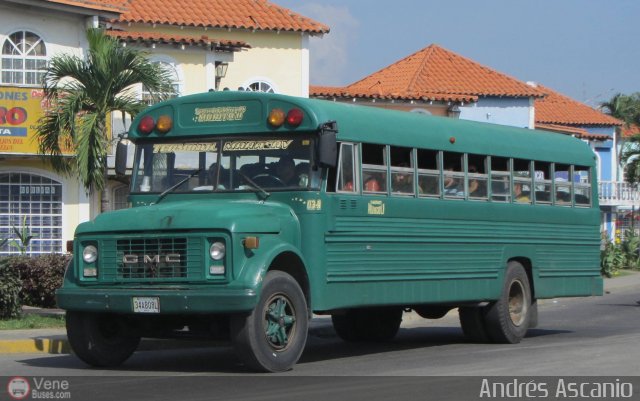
(122, 254, 181, 264)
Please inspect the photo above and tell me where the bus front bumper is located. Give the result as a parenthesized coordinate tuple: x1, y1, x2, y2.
(56, 286, 257, 314)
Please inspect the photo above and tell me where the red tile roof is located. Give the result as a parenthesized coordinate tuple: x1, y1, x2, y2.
(621, 124, 640, 138)
(536, 123, 610, 141)
(534, 84, 622, 126)
(43, 0, 127, 13)
(311, 44, 544, 102)
(106, 30, 250, 51)
(116, 0, 329, 34)
(309, 85, 477, 103)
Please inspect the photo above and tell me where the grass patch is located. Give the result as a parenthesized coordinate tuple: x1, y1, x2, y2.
(0, 314, 66, 330)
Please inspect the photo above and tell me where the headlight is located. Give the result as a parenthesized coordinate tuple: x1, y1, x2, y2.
(210, 242, 225, 260)
(83, 245, 98, 263)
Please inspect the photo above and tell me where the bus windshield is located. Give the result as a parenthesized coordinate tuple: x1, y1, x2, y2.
(131, 136, 319, 194)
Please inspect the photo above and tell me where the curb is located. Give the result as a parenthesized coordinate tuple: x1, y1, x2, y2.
(0, 337, 70, 354)
(0, 318, 337, 355)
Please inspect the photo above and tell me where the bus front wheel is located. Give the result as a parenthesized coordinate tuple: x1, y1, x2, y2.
(332, 308, 403, 342)
(66, 311, 140, 367)
(484, 262, 532, 344)
(230, 270, 308, 372)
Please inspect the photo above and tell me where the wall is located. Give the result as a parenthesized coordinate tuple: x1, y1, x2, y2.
(0, 5, 94, 254)
(460, 97, 533, 129)
(115, 24, 308, 97)
(0, 6, 88, 61)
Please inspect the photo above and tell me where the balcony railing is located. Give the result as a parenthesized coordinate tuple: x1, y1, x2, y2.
(599, 181, 640, 206)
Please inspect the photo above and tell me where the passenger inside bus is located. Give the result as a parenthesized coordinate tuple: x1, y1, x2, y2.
(514, 182, 530, 203)
(443, 167, 462, 196)
(364, 175, 383, 192)
(275, 156, 298, 186)
(392, 162, 414, 194)
(468, 164, 486, 198)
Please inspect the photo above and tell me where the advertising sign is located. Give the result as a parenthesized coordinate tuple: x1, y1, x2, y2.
(0, 86, 74, 155)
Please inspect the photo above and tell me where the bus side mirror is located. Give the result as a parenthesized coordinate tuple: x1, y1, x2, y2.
(115, 139, 129, 176)
(318, 122, 337, 168)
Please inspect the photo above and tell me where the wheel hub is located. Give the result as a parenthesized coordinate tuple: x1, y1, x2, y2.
(263, 293, 296, 351)
(508, 279, 528, 327)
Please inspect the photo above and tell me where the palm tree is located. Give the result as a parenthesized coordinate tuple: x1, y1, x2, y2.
(36, 28, 176, 211)
(600, 92, 640, 127)
(601, 93, 640, 183)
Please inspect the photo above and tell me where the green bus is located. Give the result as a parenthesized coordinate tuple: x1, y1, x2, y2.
(57, 91, 602, 372)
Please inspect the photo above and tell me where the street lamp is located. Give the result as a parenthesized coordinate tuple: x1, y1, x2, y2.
(447, 104, 461, 119)
(215, 62, 228, 91)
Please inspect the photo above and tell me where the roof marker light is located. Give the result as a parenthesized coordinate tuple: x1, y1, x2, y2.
(156, 115, 173, 133)
(138, 116, 155, 134)
(286, 108, 304, 127)
(268, 108, 285, 127)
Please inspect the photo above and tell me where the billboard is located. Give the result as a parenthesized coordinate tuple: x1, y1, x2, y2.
(0, 86, 74, 155)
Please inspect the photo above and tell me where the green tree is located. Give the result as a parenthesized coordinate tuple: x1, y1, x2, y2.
(600, 92, 640, 127)
(36, 28, 175, 211)
(601, 93, 640, 183)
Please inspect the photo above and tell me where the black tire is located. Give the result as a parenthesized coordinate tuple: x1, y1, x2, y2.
(230, 271, 308, 372)
(458, 306, 490, 343)
(66, 311, 140, 367)
(332, 308, 403, 342)
(484, 262, 532, 344)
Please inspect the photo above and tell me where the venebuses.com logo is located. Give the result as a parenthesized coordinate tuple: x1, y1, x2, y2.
(6, 377, 30, 400)
(6, 377, 71, 400)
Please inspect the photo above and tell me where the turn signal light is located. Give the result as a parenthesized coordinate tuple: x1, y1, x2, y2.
(286, 108, 304, 127)
(267, 108, 286, 127)
(156, 115, 173, 133)
(138, 115, 155, 134)
(243, 236, 260, 249)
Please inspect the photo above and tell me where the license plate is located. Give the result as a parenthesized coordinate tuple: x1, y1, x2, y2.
(132, 297, 160, 313)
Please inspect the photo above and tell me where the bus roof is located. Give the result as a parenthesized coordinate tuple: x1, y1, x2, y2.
(132, 91, 596, 166)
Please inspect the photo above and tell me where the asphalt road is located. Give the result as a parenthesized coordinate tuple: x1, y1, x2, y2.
(1, 283, 639, 400)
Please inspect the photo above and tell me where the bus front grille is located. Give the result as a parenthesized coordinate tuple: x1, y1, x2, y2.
(116, 237, 189, 279)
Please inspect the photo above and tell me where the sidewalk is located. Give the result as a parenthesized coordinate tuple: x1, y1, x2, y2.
(1, 271, 639, 355)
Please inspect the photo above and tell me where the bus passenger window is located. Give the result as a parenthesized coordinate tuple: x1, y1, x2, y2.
(554, 163, 572, 206)
(336, 143, 357, 192)
(574, 166, 591, 207)
(443, 152, 464, 199)
(533, 161, 552, 204)
(513, 159, 532, 204)
(390, 146, 414, 196)
(362, 143, 387, 194)
(467, 154, 488, 200)
(417, 149, 440, 198)
(491, 156, 510, 202)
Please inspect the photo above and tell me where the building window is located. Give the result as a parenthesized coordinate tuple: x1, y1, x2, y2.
(1, 31, 47, 86)
(245, 81, 275, 93)
(112, 185, 129, 210)
(142, 60, 180, 105)
(0, 172, 63, 255)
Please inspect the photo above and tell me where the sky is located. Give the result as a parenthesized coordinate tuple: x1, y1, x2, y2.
(276, 0, 639, 108)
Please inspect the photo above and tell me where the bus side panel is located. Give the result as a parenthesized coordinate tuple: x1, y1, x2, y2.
(320, 196, 601, 311)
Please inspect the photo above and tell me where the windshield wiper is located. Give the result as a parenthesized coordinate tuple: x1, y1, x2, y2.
(238, 170, 271, 201)
(153, 169, 202, 204)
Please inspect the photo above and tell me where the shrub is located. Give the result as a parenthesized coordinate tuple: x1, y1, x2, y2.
(7, 254, 70, 308)
(601, 230, 640, 277)
(0, 257, 22, 319)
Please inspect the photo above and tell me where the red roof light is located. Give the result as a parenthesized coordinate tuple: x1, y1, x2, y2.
(138, 116, 155, 134)
(286, 108, 304, 127)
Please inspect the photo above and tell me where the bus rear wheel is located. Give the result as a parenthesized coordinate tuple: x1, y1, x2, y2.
(484, 262, 532, 344)
(230, 270, 308, 372)
(66, 311, 140, 367)
(332, 308, 403, 342)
